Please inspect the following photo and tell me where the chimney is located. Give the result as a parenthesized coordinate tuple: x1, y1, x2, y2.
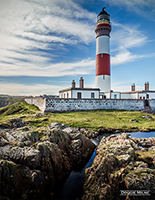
(131, 83, 135, 91)
(145, 81, 149, 91)
(79, 77, 84, 88)
(72, 80, 75, 88)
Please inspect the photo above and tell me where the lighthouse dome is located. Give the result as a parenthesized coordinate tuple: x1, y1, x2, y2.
(98, 7, 108, 16)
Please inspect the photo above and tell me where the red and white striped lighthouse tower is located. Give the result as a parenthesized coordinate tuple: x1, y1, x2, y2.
(95, 7, 111, 93)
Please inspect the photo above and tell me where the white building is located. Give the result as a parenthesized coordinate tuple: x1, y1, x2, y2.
(59, 77, 100, 99)
(103, 82, 155, 100)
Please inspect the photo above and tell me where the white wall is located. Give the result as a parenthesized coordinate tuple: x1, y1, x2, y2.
(110, 92, 121, 99)
(72, 89, 100, 99)
(121, 92, 155, 99)
(59, 90, 71, 98)
(121, 93, 138, 99)
(146, 92, 155, 99)
(59, 89, 100, 99)
(25, 98, 46, 112)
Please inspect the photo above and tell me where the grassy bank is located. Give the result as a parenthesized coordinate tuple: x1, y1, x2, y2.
(0, 101, 155, 132)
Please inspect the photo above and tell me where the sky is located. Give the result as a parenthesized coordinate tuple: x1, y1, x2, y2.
(0, 0, 155, 96)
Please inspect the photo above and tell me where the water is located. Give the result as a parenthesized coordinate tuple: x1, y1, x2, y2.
(57, 132, 155, 199)
(127, 131, 155, 138)
(59, 150, 96, 200)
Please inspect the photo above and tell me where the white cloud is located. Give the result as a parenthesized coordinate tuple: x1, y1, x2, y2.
(111, 22, 147, 50)
(110, 22, 151, 66)
(111, 49, 137, 65)
(0, 82, 61, 96)
(0, 58, 95, 77)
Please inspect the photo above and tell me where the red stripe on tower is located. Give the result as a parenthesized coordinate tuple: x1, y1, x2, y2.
(95, 7, 111, 93)
(96, 54, 110, 76)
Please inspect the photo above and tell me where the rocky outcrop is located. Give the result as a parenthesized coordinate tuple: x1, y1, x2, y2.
(48, 122, 99, 138)
(83, 133, 155, 200)
(0, 123, 96, 200)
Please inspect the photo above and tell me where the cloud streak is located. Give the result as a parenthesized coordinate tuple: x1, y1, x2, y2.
(0, 0, 96, 78)
(110, 21, 152, 66)
(0, 58, 95, 77)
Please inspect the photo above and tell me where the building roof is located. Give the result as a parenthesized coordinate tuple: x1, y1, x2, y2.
(121, 90, 155, 94)
(59, 87, 100, 93)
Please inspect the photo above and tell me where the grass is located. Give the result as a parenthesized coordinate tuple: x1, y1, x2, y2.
(0, 101, 155, 132)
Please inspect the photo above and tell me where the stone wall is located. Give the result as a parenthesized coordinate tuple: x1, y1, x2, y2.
(44, 98, 145, 112)
(25, 97, 155, 113)
(25, 98, 46, 112)
(149, 100, 155, 112)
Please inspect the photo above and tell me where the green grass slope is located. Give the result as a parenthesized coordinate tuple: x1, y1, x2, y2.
(0, 101, 155, 132)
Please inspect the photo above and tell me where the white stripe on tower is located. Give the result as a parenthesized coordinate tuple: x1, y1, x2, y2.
(95, 7, 111, 93)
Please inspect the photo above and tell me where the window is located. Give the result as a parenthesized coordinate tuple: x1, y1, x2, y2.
(91, 93, 95, 99)
(103, 75, 105, 79)
(114, 94, 117, 99)
(67, 93, 69, 98)
(101, 53, 103, 58)
(64, 93, 65, 98)
(77, 92, 81, 99)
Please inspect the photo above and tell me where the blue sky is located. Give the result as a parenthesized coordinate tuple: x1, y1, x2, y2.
(0, 0, 155, 96)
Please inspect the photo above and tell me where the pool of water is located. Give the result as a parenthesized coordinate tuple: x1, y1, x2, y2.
(128, 131, 155, 138)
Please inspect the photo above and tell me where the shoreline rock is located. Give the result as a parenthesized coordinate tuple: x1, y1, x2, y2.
(0, 123, 96, 200)
(83, 133, 155, 200)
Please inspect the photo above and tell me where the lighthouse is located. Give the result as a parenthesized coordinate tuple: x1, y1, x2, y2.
(95, 7, 111, 93)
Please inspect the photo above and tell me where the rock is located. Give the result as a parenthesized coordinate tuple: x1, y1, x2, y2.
(0, 160, 22, 199)
(142, 115, 154, 120)
(132, 137, 155, 148)
(36, 113, 46, 117)
(0, 123, 96, 200)
(83, 133, 155, 200)
(0, 136, 9, 146)
(130, 118, 139, 122)
(10, 118, 25, 128)
(63, 127, 74, 134)
(48, 122, 63, 130)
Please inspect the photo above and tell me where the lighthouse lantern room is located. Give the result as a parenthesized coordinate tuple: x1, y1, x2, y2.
(95, 7, 111, 93)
